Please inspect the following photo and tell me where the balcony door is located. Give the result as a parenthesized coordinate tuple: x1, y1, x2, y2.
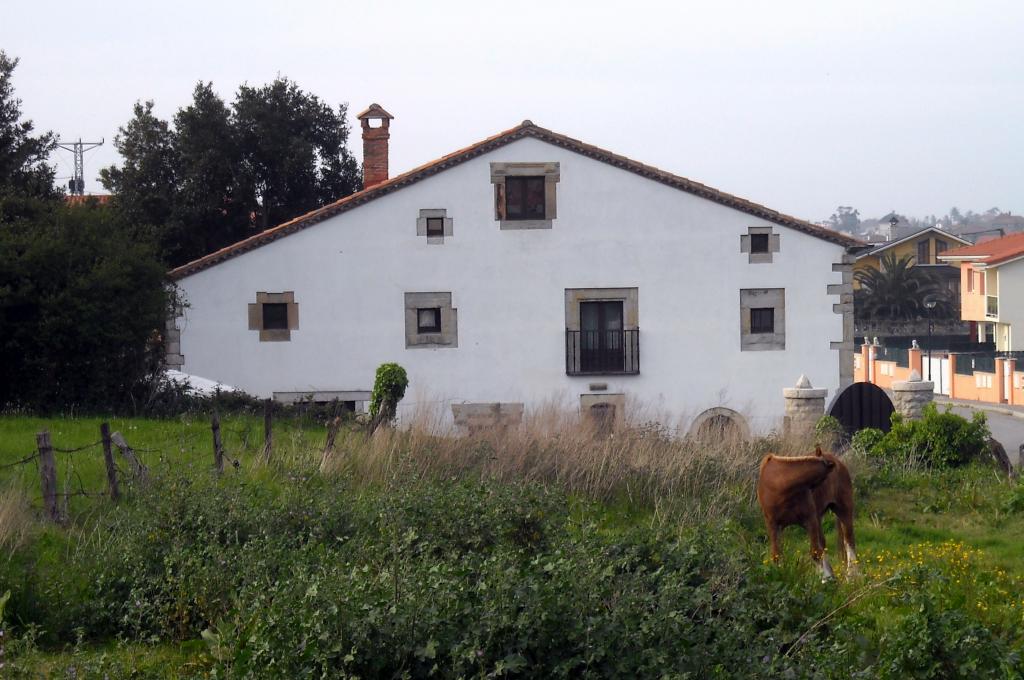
(581, 300, 624, 373)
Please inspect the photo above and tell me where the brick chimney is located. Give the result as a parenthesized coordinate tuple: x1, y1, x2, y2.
(356, 103, 394, 189)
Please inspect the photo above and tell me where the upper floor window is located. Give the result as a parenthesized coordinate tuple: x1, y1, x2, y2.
(505, 176, 546, 220)
(936, 240, 948, 256)
(740, 288, 785, 351)
(417, 307, 441, 333)
(917, 240, 930, 264)
(750, 307, 775, 334)
(248, 291, 299, 342)
(740, 226, 780, 263)
(416, 208, 452, 243)
(262, 303, 289, 330)
(490, 162, 560, 230)
(405, 292, 458, 348)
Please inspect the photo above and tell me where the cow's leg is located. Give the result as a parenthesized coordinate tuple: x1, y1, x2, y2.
(766, 519, 782, 563)
(836, 506, 859, 579)
(805, 517, 834, 581)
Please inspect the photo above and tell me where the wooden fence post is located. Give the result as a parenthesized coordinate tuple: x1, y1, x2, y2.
(319, 415, 342, 472)
(111, 431, 148, 483)
(100, 422, 120, 501)
(211, 412, 224, 473)
(262, 399, 273, 464)
(36, 430, 60, 523)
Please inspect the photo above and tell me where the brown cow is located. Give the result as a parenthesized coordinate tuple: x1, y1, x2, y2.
(756, 446, 858, 581)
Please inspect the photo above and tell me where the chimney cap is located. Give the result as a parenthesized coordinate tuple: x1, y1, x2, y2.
(356, 103, 394, 120)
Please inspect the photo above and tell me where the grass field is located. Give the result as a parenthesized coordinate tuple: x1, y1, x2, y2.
(2, 413, 1023, 677)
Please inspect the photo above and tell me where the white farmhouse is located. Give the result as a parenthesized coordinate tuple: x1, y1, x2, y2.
(167, 104, 860, 434)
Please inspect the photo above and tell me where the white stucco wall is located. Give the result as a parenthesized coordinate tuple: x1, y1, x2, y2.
(997, 259, 1024, 350)
(174, 137, 848, 432)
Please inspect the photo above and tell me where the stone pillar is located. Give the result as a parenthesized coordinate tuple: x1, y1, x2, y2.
(996, 357, 1007, 404)
(891, 370, 935, 420)
(783, 375, 828, 438)
(908, 339, 923, 378)
(861, 340, 873, 384)
(948, 354, 958, 399)
(1008, 359, 1018, 406)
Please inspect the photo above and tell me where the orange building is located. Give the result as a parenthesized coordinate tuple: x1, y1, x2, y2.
(940, 232, 1024, 351)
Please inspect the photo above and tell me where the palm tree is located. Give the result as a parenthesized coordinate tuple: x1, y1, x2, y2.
(855, 253, 954, 320)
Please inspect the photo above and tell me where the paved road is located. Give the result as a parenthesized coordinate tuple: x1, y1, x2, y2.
(944, 402, 1024, 467)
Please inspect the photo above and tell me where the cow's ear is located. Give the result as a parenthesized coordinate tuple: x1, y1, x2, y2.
(814, 446, 824, 457)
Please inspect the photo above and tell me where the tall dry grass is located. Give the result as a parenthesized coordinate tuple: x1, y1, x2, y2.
(0, 486, 32, 554)
(320, 402, 826, 524)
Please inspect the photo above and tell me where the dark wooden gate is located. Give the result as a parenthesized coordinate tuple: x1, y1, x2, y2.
(828, 382, 895, 434)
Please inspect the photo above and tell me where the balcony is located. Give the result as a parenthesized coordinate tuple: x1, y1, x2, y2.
(987, 295, 998, 319)
(565, 329, 640, 375)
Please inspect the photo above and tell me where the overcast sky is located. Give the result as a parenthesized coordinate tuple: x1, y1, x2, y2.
(4, 0, 1022, 223)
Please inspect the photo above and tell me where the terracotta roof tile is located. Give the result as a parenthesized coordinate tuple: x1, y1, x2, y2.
(169, 122, 862, 280)
(940, 232, 1024, 266)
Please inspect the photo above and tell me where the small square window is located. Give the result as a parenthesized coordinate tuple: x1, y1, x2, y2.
(426, 217, 444, 237)
(750, 307, 774, 334)
(263, 303, 289, 330)
(749, 233, 770, 253)
(417, 308, 441, 333)
(505, 176, 546, 220)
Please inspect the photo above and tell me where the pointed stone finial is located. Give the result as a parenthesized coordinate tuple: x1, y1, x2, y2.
(795, 374, 812, 389)
(911, 339, 920, 349)
(908, 369, 922, 382)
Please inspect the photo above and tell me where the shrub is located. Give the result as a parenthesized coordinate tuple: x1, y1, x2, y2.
(0, 204, 172, 413)
(814, 414, 845, 449)
(865, 404, 990, 469)
(851, 427, 885, 457)
(369, 362, 408, 424)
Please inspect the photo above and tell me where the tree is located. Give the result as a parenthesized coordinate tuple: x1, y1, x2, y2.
(233, 77, 360, 229)
(0, 203, 171, 411)
(103, 77, 361, 266)
(0, 51, 58, 220)
(99, 100, 179, 235)
(828, 206, 860, 233)
(172, 82, 249, 263)
(854, 253, 954, 321)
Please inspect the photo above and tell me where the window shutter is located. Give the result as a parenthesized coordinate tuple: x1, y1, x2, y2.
(495, 182, 506, 220)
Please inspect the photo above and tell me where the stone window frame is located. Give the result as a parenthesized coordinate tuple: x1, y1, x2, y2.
(740, 288, 785, 351)
(416, 208, 453, 244)
(405, 292, 458, 348)
(564, 287, 639, 375)
(490, 161, 560, 230)
(248, 292, 299, 342)
(740, 226, 781, 264)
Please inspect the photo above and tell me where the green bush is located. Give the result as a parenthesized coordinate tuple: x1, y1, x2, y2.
(864, 404, 990, 469)
(851, 426, 886, 456)
(0, 204, 172, 413)
(3, 470, 1021, 678)
(814, 414, 845, 448)
(369, 362, 409, 423)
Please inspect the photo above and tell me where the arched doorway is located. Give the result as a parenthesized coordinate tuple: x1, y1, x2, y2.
(689, 407, 751, 443)
(828, 382, 895, 435)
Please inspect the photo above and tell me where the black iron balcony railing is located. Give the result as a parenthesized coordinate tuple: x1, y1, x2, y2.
(565, 329, 639, 375)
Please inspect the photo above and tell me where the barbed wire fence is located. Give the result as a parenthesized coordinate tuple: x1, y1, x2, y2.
(1, 409, 284, 523)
